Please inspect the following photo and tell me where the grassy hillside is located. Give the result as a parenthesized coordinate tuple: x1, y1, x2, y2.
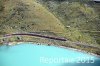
(0, 0, 66, 35)
(37, 0, 100, 44)
(0, 0, 99, 44)
(0, 0, 97, 44)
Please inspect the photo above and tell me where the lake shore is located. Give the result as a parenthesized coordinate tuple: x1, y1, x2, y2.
(3, 42, 100, 58)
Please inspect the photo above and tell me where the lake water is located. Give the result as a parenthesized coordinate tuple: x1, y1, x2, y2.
(0, 43, 100, 66)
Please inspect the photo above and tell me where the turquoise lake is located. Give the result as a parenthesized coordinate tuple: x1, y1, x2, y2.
(0, 43, 100, 66)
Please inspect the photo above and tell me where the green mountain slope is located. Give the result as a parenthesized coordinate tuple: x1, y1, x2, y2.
(37, 0, 100, 44)
(0, 0, 99, 44)
(0, 0, 66, 34)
